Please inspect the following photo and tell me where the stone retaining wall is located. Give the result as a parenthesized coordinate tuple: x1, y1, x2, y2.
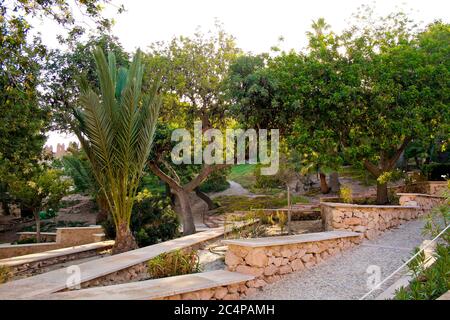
(0, 226, 104, 259)
(398, 193, 445, 211)
(161, 283, 249, 300)
(394, 181, 448, 196)
(223, 235, 362, 297)
(9, 245, 112, 278)
(321, 203, 421, 239)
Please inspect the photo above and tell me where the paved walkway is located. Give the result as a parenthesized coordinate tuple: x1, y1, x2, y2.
(248, 219, 428, 300)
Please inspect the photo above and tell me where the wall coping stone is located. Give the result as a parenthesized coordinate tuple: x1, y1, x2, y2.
(39, 270, 254, 300)
(0, 242, 57, 249)
(222, 230, 360, 248)
(397, 193, 445, 199)
(320, 202, 419, 209)
(56, 225, 102, 231)
(0, 240, 114, 268)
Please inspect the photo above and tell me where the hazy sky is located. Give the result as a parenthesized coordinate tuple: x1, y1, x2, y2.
(44, 0, 450, 148)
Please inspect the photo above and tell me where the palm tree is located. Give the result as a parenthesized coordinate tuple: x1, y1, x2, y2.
(73, 47, 161, 254)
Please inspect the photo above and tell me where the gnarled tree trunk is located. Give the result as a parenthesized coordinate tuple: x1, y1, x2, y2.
(329, 172, 340, 193)
(194, 187, 216, 210)
(112, 222, 138, 254)
(148, 162, 228, 236)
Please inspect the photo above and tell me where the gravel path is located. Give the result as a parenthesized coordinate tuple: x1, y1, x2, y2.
(248, 218, 428, 300)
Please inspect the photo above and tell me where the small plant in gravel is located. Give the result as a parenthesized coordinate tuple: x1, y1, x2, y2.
(0, 266, 12, 284)
(340, 185, 353, 204)
(147, 249, 200, 279)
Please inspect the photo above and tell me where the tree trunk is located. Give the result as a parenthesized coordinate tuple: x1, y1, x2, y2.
(329, 172, 340, 193)
(175, 190, 196, 235)
(376, 182, 389, 205)
(112, 222, 138, 254)
(33, 210, 41, 243)
(95, 194, 109, 224)
(194, 187, 216, 210)
(319, 172, 330, 194)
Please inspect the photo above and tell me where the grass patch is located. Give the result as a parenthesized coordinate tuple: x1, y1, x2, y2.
(214, 194, 309, 214)
(338, 166, 377, 186)
(228, 164, 256, 189)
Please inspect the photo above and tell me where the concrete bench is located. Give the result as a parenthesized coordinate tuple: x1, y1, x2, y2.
(222, 231, 362, 292)
(0, 241, 114, 276)
(0, 226, 232, 299)
(41, 270, 254, 300)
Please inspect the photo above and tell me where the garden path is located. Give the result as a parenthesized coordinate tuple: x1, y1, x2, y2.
(247, 218, 427, 300)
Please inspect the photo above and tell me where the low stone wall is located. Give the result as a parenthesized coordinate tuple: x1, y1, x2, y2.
(398, 193, 445, 211)
(0, 242, 61, 259)
(0, 226, 104, 259)
(161, 283, 248, 300)
(8, 245, 112, 278)
(321, 202, 422, 240)
(223, 233, 362, 297)
(394, 181, 448, 196)
(17, 232, 57, 242)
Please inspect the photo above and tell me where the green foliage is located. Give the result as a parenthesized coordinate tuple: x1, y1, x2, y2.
(421, 163, 450, 181)
(147, 249, 200, 279)
(228, 164, 256, 190)
(73, 48, 161, 249)
(340, 185, 353, 204)
(61, 152, 97, 194)
(395, 244, 450, 300)
(214, 194, 308, 215)
(39, 208, 57, 220)
(8, 167, 72, 214)
(198, 167, 230, 193)
(395, 182, 449, 299)
(0, 265, 12, 284)
(102, 194, 180, 247)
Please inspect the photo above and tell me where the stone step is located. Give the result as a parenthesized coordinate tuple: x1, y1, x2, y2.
(40, 270, 254, 300)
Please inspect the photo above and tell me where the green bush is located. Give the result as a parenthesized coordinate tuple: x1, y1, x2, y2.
(395, 244, 449, 300)
(394, 182, 449, 300)
(103, 194, 180, 247)
(421, 163, 450, 181)
(254, 165, 284, 189)
(198, 168, 230, 193)
(147, 249, 200, 279)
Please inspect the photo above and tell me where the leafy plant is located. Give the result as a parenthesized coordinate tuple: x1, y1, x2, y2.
(102, 193, 180, 247)
(147, 249, 200, 279)
(73, 48, 161, 254)
(394, 181, 450, 300)
(339, 185, 353, 204)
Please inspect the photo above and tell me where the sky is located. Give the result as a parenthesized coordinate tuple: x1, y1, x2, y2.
(43, 0, 450, 149)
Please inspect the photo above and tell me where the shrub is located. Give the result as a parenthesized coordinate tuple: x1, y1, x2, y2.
(103, 193, 180, 247)
(0, 266, 11, 284)
(147, 249, 200, 279)
(340, 185, 353, 204)
(421, 163, 450, 181)
(198, 168, 230, 193)
(394, 181, 449, 300)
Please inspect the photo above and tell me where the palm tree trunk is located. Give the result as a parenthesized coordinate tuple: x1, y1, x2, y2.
(329, 172, 340, 193)
(112, 222, 138, 254)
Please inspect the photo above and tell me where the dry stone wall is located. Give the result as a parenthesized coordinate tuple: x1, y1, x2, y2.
(224, 235, 362, 297)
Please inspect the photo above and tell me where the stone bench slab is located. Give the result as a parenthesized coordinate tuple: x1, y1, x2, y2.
(222, 231, 361, 248)
(40, 270, 254, 300)
(0, 227, 226, 299)
(0, 240, 115, 268)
